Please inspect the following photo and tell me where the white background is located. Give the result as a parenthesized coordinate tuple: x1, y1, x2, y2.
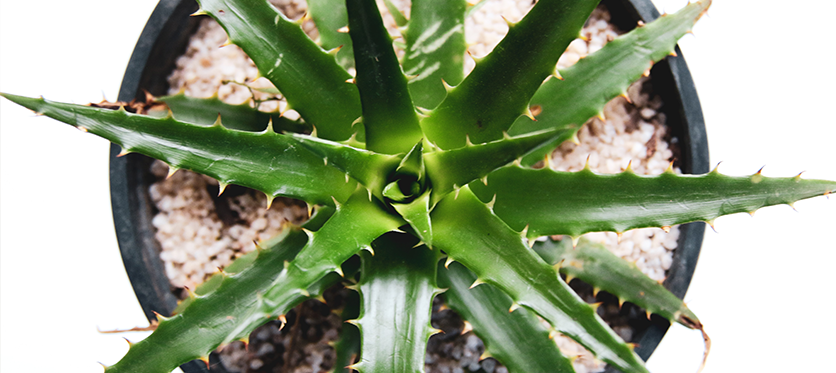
(1, 0, 833, 372)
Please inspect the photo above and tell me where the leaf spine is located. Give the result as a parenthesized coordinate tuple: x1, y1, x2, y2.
(485, 194, 496, 210)
(710, 161, 722, 174)
(444, 256, 455, 268)
(522, 106, 537, 121)
(217, 182, 228, 197)
(564, 273, 575, 284)
(705, 220, 717, 232)
(552, 67, 564, 80)
(363, 245, 375, 256)
(264, 193, 274, 209)
(508, 302, 520, 313)
(469, 278, 485, 289)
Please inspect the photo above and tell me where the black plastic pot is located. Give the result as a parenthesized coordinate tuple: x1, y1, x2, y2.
(110, 1, 709, 372)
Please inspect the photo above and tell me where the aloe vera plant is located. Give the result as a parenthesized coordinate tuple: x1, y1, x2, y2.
(2, 0, 835, 372)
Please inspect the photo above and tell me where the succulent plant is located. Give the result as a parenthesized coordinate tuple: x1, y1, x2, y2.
(2, 0, 835, 372)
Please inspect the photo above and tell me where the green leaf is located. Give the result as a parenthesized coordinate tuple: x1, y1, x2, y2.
(419, 0, 599, 149)
(289, 134, 402, 198)
(346, 0, 423, 154)
(106, 229, 309, 373)
(253, 189, 405, 331)
(308, 0, 355, 69)
(402, 0, 466, 109)
(196, 0, 361, 141)
(513, 0, 712, 165)
(0, 93, 356, 206)
(392, 191, 433, 245)
(353, 233, 441, 373)
(382, 0, 408, 27)
(424, 128, 575, 202)
(154, 93, 309, 133)
(534, 238, 701, 329)
(470, 165, 836, 239)
(431, 187, 647, 373)
(438, 261, 576, 373)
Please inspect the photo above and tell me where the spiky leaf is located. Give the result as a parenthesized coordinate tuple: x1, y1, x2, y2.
(424, 128, 574, 201)
(0, 93, 355, 206)
(431, 187, 647, 372)
(470, 166, 836, 239)
(419, 0, 599, 149)
(353, 233, 441, 373)
(438, 261, 576, 373)
(402, 0, 467, 109)
(106, 229, 308, 373)
(289, 133, 401, 197)
(347, 0, 423, 154)
(197, 0, 361, 141)
(513, 0, 712, 165)
(535, 238, 701, 329)
(154, 93, 309, 133)
(308, 0, 354, 69)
